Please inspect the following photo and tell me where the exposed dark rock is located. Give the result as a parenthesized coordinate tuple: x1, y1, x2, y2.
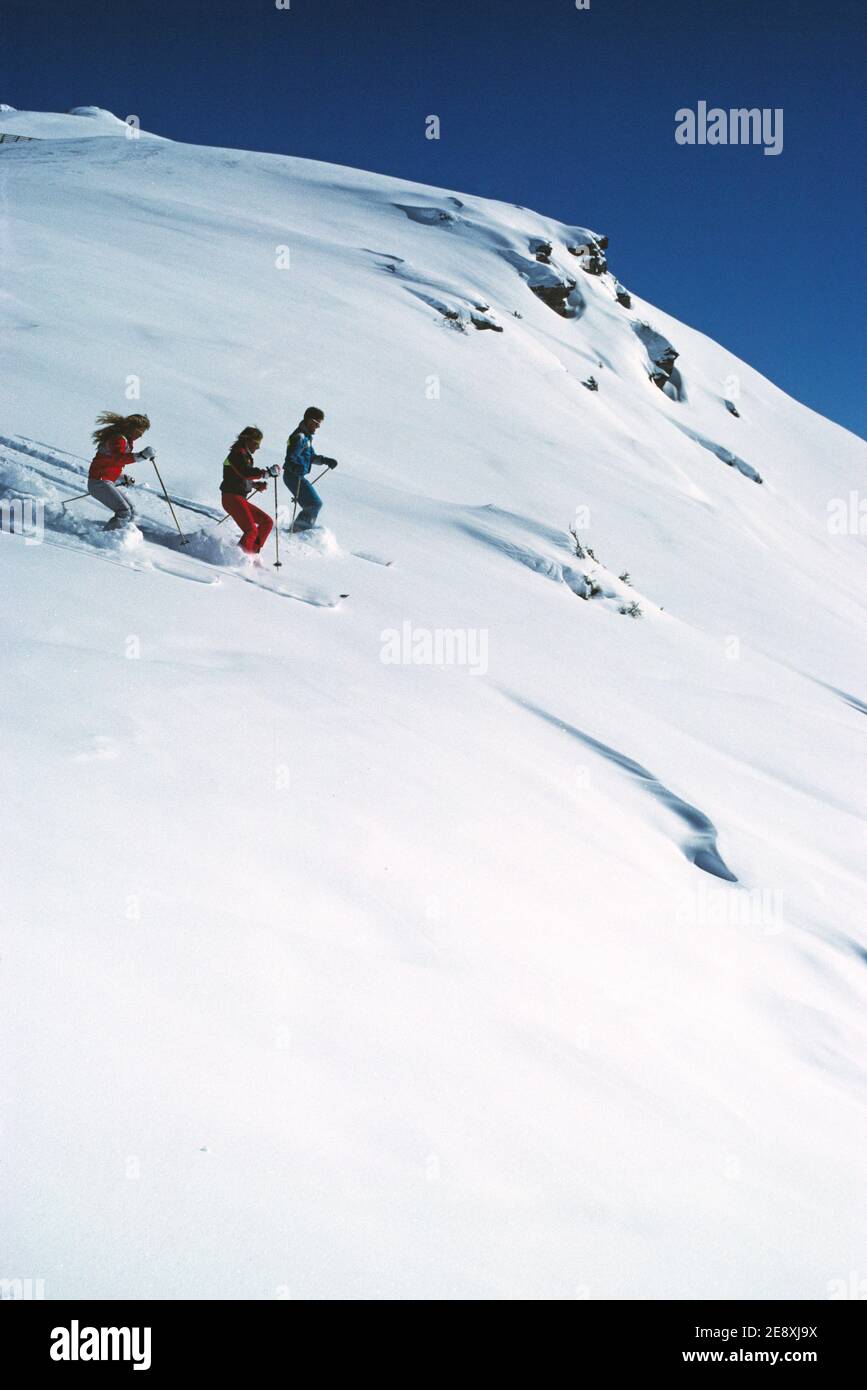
(470, 314, 503, 332)
(531, 278, 578, 316)
(434, 300, 502, 333)
(533, 240, 554, 264)
(634, 323, 680, 393)
(566, 235, 608, 275)
(650, 348, 678, 388)
(520, 262, 586, 318)
(582, 376, 599, 391)
(580, 249, 607, 276)
(614, 283, 632, 309)
(439, 308, 467, 332)
(725, 399, 740, 417)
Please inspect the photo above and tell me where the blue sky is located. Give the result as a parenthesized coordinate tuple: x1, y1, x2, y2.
(3, 0, 864, 437)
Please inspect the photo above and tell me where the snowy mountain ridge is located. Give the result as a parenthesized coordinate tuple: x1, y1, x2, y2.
(2, 110, 866, 1300)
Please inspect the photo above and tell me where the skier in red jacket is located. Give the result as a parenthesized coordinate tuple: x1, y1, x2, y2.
(87, 411, 154, 528)
(220, 427, 277, 555)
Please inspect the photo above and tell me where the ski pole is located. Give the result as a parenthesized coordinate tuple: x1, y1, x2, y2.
(151, 459, 189, 545)
(60, 472, 133, 514)
(60, 491, 91, 513)
(217, 478, 274, 527)
(285, 466, 332, 537)
(287, 476, 302, 536)
(273, 473, 282, 568)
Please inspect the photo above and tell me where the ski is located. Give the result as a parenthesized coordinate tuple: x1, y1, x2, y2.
(352, 550, 394, 567)
(236, 568, 348, 606)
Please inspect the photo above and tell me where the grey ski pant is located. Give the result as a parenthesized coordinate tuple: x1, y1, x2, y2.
(88, 478, 135, 526)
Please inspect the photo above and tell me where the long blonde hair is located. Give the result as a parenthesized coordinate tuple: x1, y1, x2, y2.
(92, 411, 151, 449)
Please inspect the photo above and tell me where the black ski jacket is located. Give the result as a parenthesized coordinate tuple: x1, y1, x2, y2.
(221, 444, 265, 498)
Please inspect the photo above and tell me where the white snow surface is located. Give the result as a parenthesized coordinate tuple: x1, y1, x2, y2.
(0, 105, 161, 141)
(1, 111, 866, 1301)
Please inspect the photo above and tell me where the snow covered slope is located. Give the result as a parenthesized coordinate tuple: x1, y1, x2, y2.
(2, 112, 866, 1300)
(0, 104, 164, 143)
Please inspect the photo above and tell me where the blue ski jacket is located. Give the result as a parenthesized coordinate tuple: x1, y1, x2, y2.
(284, 426, 325, 477)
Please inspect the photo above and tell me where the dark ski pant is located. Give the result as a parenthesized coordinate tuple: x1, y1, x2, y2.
(222, 492, 274, 553)
(88, 477, 135, 528)
(284, 470, 322, 531)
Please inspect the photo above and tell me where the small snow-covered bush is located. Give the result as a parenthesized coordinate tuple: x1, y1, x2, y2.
(568, 523, 588, 559)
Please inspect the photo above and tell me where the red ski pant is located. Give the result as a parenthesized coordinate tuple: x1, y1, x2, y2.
(222, 493, 274, 554)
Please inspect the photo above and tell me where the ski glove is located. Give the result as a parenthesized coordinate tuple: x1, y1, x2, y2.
(135, 446, 155, 461)
(254, 481, 267, 492)
(265, 464, 280, 477)
(325, 457, 338, 469)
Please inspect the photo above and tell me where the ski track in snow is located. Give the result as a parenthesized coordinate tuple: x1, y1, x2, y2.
(0, 437, 352, 606)
(0, 434, 228, 522)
